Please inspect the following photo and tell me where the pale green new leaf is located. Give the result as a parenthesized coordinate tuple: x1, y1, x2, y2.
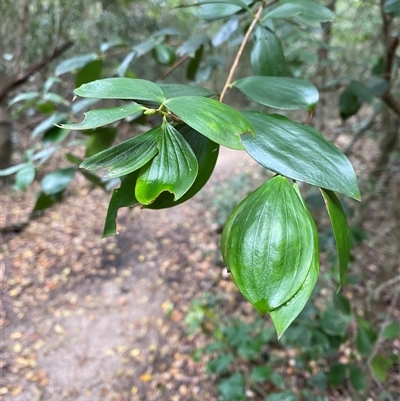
(241, 112, 360, 200)
(135, 121, 198, 204)
(74, 78, 166, 104)
(58, 104, 145, 130)
(55, 53, 98, 76)
(233, 76, 318, 111)
(165, 96, 254, 150)
(80, 125, 161, 178)
(320, 189, 351, 287)
(221, 176, 315, 314)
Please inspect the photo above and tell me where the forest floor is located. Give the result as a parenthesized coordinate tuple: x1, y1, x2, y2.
(1, 127, 399, 401)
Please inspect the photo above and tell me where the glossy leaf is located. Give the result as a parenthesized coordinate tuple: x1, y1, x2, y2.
(80, 125, 161, 178)
(58, 104, 145, 130)
(212, 17, 239, 47)
(165, 96, 254, 150)
(190, 0, 252, 20)
(241, 112, 360, 200)
(33, 192, 61, 212)
(159, 84, 215, 99)
(75, 59, 103, 88)
(383, 0, 400, 17)
(55, 53, 98, 76)
(251, 26, 287, 77)
(177, 35, 209, 56)
(270, 183, 319, 338)
(85, 127, 118, 158)
(135, 122, 198, 204)
(152, 44, 176, 66)
(74, 78, 166, 104)
(280, 0, 335, 23)
(145, 125, 219, 209)
(8, 92, 39, 106)
(233, 76, 318, 111)
(43, 127, 69, 143)
(14, 163, 36, 191)
(103, 171, 140, 237)
(221, 176, 316, 314)
(32, 112, 68, 138)
(320, 189, 351, 287)
(41, 167, 77, 195)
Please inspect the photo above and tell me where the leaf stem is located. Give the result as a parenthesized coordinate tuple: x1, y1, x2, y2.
(219, 3, 264, 102)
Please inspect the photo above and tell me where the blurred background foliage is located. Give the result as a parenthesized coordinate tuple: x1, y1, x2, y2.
(1, 0, 399, 400)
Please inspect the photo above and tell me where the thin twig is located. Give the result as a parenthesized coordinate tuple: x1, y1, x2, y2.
(219, 3, 264, 102)
(159, 54, 190, 80)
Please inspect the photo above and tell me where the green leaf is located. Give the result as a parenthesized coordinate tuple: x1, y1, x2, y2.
(43, 77, 61, 93)
(221, 176, 315, 314)
(165, 96, 253, 150)
(58, 104, 145, 130)
(103, 171, 140, 237)
(177, 35, 209, 56)
(117, 51, 136, 77)
(250, 365, 273, 382)
(42, 92, 69, 106)
(144, 125, 219, 209)
(241, 112, 360, 200)
(371, 354, 393, 381)
(321, 307, 349, 337)
(339, 81, 374, 120)
(187, 46, 204, 80)
(270, 183, 319, 338)
(33, 192, 61, 212)
(74, 78, 166, 104)
(55, 53, 98, 76)
(32, 112, 68, 138)
(43, 127, 69, 143)
(212, 17, 239, 47)
(320, 189, 351, 287)
(269, 0, 335, 22)
(383, 0, 400, 17)
(190, 0, 252, 21)
(135, 121, 198, 204)
(75, 59, 103, 88)
(207, 354, 234, 374)
(0, 163, 27, 177)
(216, 373, 246, 401)
(85, 127, 118, 158)
(349, 365, 365, 391)
(80, 125, 161, 178)
(266, 392, 298, 401)
(327, 364, 347, 386)
(233, 76, 318, 111)
(41, 167, 77, 195)
(152, 44, 176, 66)
(14, 163, 36, 191)
(356, 318, 378, 355)
(8, 92, 39, 106)
(159, 84, 216, 99)
(383, 322, 400, 340)
(333, 293, 351, 315)
(251, 26, 288, 77)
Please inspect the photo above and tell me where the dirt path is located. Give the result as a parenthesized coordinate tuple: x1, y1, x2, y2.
(1, 148, 259, 401)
